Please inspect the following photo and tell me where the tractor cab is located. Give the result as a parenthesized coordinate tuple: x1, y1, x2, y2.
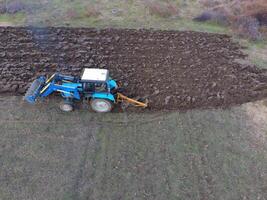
(79, 68, 118, 113)
(80, 68, 110, 93)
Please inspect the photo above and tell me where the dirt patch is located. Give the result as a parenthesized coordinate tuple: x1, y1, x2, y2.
(0, 27, 267, 111)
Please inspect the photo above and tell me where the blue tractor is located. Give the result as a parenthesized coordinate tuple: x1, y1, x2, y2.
(24, 68, 147, 113)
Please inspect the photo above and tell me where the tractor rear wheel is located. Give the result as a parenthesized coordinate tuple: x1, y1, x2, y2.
(59, 102, 73, 112)
(90, 98, 113, 113)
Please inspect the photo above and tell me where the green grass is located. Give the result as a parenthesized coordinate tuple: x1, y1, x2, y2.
(0, 96, 266, 200)
(237, 39, 267, 68)
(0, 13, 26, 24)
(0, 0, 228, 34)
(250, 57, 267, 68)
(176, 20, 229, 33)
(51, 14, 228, 34)
(239, 39, 267, 49)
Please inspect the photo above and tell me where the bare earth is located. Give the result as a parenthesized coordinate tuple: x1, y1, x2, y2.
(1, 27, 267, 111)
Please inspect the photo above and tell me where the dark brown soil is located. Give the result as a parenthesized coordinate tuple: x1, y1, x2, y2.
(0, 27, 267, 111)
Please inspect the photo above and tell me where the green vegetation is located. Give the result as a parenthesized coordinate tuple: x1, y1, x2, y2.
(0, 96, 266, 200)
(238, 39, 267, 69)
(0, 0, 231, 37)
(0, 13, 26, 24)
(250, 56, 267, 69)
(0, 0, 224, 33)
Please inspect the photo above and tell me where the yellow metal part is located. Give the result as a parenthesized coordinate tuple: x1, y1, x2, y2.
(45, 73, 56, 84)
(40, 83, 50, 94)
(40, 74, 56, 94)
(116, 93, 148, 108)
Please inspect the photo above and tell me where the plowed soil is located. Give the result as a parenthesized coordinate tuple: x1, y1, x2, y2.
(1, 27, 267, 111)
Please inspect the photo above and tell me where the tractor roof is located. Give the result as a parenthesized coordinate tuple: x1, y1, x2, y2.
(81, 68, 109, 82)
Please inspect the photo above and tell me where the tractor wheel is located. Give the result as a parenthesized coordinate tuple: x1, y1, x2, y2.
(90, 98, 113, 113)
(59, 102, 73, 112)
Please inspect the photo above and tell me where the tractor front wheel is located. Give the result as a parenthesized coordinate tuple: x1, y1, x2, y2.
(59, 102, 73, 112)
(90, 98, 113, 113)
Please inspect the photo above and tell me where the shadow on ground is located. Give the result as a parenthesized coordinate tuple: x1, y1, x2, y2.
(0, 96, 266, 200)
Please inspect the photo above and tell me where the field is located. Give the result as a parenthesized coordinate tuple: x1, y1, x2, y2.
(1, 96, 267, 200)
(1, 27, 267, 111)
(0, 0, 267, 200)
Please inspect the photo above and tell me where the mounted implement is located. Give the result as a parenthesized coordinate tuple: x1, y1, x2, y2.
(24, 68, 148, 113)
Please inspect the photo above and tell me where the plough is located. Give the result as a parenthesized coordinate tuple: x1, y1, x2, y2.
(24, 68, 148, 113)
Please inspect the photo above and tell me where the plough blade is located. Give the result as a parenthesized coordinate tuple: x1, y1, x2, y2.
(116, 92, 148, 108)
